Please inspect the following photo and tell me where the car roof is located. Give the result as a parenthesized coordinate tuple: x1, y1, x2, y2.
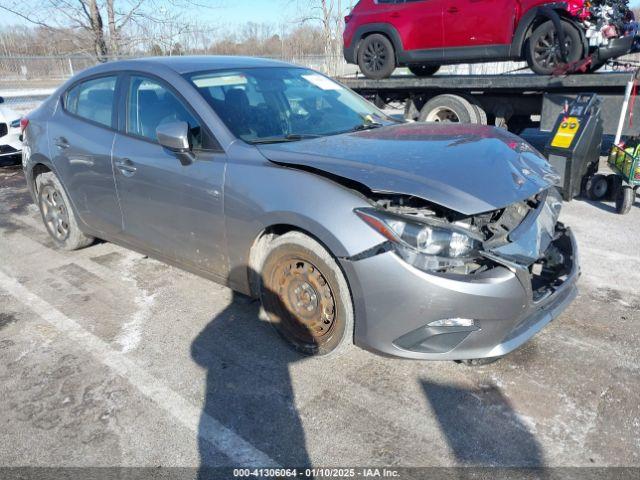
(86, 55, 295, 75)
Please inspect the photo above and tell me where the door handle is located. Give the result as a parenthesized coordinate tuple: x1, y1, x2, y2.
(447, 6, 459, 13)
(115, 158, 137, 177)
(55, 137, 70, 149)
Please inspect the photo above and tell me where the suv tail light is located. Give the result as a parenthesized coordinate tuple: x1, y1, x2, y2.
(20, 117, 29, 134)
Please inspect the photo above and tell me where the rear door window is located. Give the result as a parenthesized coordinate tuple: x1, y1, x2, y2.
(65, 76, 117, 128)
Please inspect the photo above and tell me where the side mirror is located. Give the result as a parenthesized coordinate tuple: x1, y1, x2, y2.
(157, 121, 190, 151)
(156, 121, 194, 165)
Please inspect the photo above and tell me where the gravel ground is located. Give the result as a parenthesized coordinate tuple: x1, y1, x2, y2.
(0, 159, 639, 475)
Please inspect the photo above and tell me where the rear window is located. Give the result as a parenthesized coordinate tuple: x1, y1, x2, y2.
(65, 76, 117, 128)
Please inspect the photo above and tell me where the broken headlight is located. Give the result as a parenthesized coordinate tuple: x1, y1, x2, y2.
(355, 208, 482, 271)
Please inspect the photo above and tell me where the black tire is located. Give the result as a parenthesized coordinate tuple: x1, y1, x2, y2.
(459, 93, 488, 125)
(418, 94, 477, 123)
(408, 64, 440, 77)
(615, 185, 635, 215)
(357, 33, 396, 80)
(259, 231, 354, 356)
(526, 20, 584, 75)
(35, 172, 94, 251)
(585, 174, 609, 200)
(607, 174, 622, 201)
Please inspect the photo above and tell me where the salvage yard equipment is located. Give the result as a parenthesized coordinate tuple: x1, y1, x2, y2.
(544, 93, 604, 201)
(608, 143, 640, 213)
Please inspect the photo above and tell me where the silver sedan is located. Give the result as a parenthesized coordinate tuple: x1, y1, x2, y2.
(21, 56, 579, 362)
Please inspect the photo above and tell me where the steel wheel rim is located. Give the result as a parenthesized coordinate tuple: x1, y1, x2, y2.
(40, 185, 70, 241)
(363, 40, 387, 72)
(268, 257, 337, 347)
(425, 107, 460, 123)
(534, 31, 572, 69)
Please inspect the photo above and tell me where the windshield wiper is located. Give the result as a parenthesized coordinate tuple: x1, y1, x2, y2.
(350, 122, 384, 132)
(251, 133, 323, 144)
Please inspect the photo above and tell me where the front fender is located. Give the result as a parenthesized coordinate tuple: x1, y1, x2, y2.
(223, 152, 386, 295)
(510, 3, 587, 58)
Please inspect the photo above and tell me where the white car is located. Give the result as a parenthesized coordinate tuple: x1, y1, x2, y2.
(0, 97, 22, 159)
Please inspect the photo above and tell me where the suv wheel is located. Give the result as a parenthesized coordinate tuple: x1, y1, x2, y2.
(36, 171, 94, 250)
(526, 20, 583, 75)
(408, 64, 440, 77)
(259, 232, 354, 356)
(358, 34, 396, 79)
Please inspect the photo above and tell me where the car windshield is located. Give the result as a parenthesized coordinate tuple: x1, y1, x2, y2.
(186, 67, 397, 144)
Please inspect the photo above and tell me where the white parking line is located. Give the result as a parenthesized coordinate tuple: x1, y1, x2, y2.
(0, 268, 278, 468)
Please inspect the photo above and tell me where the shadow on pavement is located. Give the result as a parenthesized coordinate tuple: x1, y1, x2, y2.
(191, 267, 313, 477)
(421, 380, 545, 469)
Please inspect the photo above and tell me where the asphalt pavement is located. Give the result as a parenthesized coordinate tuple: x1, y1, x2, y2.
(0, 160, 639, 474)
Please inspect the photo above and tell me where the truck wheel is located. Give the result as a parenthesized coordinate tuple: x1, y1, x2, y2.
(526, 20, 583, 75)
(459, 93, 488, 125)
(615, 185, 635, 215)
(408, 64, 440, 77)
(259, 231, 354, 356)
(357, 34, 396, 80)
(419, 94, 477, 123)
(585, 174, 609, 200)
(36, 172, 94, 251)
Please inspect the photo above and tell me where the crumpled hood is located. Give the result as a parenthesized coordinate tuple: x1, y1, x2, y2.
(257, 123, 559, 215)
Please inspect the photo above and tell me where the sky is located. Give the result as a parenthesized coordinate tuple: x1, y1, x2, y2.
(0, 0, 294, 27)
(2, 0, 639, 29)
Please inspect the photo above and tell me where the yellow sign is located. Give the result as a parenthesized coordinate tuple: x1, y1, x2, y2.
(551, 117, 580, 149)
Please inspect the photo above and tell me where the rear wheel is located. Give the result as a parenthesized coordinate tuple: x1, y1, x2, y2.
(459, 93, 488, 125)
(357, 34, 396, 79)
(585, 174, 609, 200)
(418, 94, 477, 123)
(408, 64, 440, 77)
(259, 232, 354, 356)
(526, 20, 584, 75)
(36, 172, 94, 250)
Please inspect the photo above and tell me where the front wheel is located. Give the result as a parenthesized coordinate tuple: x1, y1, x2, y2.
(526, 20, 584, 75)
(615, 185, 636, 215)
(259, 232, 354, 356)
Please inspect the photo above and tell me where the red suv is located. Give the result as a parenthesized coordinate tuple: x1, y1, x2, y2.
(343, 0, 634, 78)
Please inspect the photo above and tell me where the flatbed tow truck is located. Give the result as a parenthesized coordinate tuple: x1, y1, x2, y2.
(340, 71, 639, 137)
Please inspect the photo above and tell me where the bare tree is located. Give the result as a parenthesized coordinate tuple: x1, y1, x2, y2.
(0, 0, 220, 60)
(293, 0, 354, 74)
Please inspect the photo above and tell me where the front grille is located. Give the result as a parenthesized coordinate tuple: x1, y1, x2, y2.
(0, 123, 7, 137)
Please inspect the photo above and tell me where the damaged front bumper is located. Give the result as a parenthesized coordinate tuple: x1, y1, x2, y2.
(341, 223, 579, 361)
